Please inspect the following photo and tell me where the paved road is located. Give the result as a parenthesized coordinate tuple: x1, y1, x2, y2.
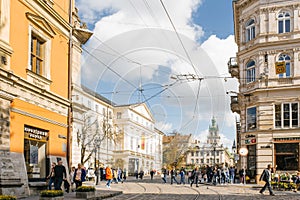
(93, 176, 300, 200)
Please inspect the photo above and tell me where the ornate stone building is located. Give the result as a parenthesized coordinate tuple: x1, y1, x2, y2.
(186, 118, 233, 167)
(229, 0, 300, 182)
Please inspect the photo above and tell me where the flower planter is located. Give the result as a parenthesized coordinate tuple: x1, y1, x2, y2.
(76, 191, 95, 199)
(40, 197, 64, 200)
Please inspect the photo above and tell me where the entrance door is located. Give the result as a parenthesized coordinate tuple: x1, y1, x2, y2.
(24, 139, 47, 180)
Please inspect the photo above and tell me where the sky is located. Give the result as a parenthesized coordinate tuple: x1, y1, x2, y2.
(75, 0, 239, 149)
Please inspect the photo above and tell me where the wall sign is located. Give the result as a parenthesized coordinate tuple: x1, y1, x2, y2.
(24, 125, 49, 141)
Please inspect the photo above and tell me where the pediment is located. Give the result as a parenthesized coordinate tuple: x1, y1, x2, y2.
(26, 12, 56, 37)
(132, 103, 154, 122)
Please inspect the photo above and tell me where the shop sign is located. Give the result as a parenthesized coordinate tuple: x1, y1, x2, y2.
(24, 125, 49, 141)
(245, 138, 256, 144)
(275, 62, 286, 74)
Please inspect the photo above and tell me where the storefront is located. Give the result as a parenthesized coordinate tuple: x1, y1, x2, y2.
(275, 142, 299, 171)
(24, 125, 49, 181)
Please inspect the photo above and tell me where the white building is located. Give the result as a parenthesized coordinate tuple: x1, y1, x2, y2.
(71, 85, 115, 168)
(114, 104, 163, 175)
(230, 0, 300, 183)
(186, 118, 233, 167)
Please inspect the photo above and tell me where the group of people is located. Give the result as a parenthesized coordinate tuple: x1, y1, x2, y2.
(47, 160, 126, 191)
(160, 164, 241, 187)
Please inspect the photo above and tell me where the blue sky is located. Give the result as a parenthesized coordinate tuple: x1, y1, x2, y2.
(193, 0, 234, 41)
(76, 0, 238, 148)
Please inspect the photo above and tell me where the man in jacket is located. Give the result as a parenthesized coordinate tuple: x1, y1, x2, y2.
(259, 164, 275, 196)
(53, 160, 67, 190)
(105, 165, 113, 189)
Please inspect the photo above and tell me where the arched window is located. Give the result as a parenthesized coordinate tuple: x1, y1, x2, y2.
(278, 54, 291, 78)
(278, 12, 291, 33)
(246, 19, 255, 42)
(246, 60, 256, 83)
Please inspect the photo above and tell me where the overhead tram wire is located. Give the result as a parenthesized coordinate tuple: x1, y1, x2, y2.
(159, 0, 204, 131)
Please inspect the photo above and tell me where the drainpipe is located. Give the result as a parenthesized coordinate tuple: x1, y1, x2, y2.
(67, 0, 73, 168)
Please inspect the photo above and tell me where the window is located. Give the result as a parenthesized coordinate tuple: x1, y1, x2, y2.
(196, 159, 199, 164)
(246, 19, 255, 42)
(201, 159, 204, 164)
(278, 54, 291, 78)
(196, 151, 199, 156)
(206, 159, 209, 163)
(30, 34, 45, 75)
(275, 103, 299, 128)
(216, 159, 219, 164)
(191, 159, 194, 164)
(278, 11, 291, 34)
(246, 60, 256, 83)
(216, 151, 219, 156)
(191, 152, 194, 157)
(117, 112, 122, 119)
(275, 143, 298, 170)
(109, 111, 112, 119)
(247, 107, 257, 131)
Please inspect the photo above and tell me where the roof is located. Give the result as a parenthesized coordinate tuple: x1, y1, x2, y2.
(81, 85, 116, 106)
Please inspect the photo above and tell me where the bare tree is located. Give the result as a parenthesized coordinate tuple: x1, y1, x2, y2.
(163, 133, 192, 168)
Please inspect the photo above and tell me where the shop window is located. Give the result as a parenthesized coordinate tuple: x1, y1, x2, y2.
(30, 34, 45, 75)
(245, 19, 255, 42)
(275, 143, 299, 170)
(278, 54, 291, 78)
(275, 103, 299, 128)
(278, 11, 291, 34)
(247, 107, 257, 131)
(246, 60, 256, 83)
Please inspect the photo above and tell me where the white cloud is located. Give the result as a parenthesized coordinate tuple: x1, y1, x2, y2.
(76, 0, 238, 148)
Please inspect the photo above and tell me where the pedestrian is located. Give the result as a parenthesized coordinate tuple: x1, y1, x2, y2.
(161, 166, 167, 183)
(112, 168, 118, 184)
(259, 164, 275, 196)
(229, 166, 235, 184)
(190, 166, 199, 187)
(69, 166, 76, 191)
(105, 165, 113, 189)
(170, 166, 179, 185)
(139, 169, 144, 179)
(150, 169, 155, 180)
(94, 167, 99, 185)
(53, 160, 67, 190)
(73, 163, 86, 189)
(212, 165, 218, 185)
(46, 162, 56, 190)
(179, 167, 186, 184)
(117, 168, 123, 183)
(123, 168, 127, 182)
(239, 167, 245, 184)
(135, 170, 139, 179)
(100, 166, 105, 181)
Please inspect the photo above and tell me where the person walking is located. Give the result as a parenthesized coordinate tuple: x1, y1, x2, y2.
(190, 166, 199, 187)
(179, 167, 186, 185)
(73, 163, 86, 189)
(105, 165, 113, 189)
(139, 169, 144, 180)
(46, 162, 56, 190)
(150, 169, 155, 180)
(123, 168, 127, 182)
(259, 164, 275, 196)
(161, 166, 167, 183)
(170, 166, 179, 185)
(229, 166, 235, 184)
(53, 160, 67, 190)
(69, 166, 76, 192)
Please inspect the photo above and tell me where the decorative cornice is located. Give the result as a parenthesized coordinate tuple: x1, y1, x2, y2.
(11, 108, 68, 128)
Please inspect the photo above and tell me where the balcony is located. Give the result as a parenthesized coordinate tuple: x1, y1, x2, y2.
(228, 57, 239, 78)
(230, 96, 240, 114)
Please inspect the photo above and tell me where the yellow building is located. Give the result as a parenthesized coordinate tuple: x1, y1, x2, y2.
(0, 0, 91, 197)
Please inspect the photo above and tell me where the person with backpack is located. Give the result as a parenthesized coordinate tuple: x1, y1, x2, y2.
(259, 164, 275, 196)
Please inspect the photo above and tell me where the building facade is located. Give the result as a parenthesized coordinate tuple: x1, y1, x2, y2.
(114, 104, 163, 175)
(230, 0, 300, 182)
(186, 118, 233, 167)
(0, 0, 91, 197)
(71, 85, 115, 169)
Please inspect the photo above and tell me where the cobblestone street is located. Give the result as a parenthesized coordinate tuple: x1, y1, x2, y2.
(94, 177, 300, 200)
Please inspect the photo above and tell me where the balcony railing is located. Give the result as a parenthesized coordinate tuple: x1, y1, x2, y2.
(230, 96, 240, 114)
(228, 57, 239, 78)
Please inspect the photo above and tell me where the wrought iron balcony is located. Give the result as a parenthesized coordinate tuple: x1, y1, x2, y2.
(230, 96, 240, 113)
(228, 57, 239, 78)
